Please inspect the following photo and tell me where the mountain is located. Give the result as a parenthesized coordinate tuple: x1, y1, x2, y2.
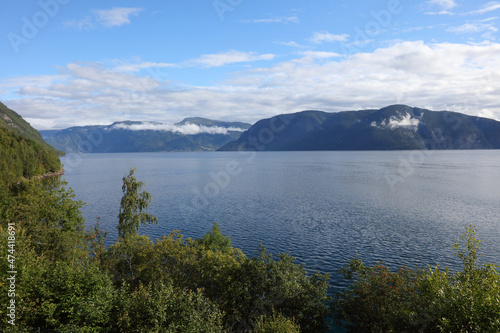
(218, 105, 500, 151)
(40, 118, 252, 153)
(0, 102, 62, 186)
(0, 102, 63, 155)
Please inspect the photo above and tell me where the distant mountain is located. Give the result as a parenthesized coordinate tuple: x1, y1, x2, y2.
(0, 102, 62, 186)
(40, 118, 252, 153)
(218, 105, 500, 151)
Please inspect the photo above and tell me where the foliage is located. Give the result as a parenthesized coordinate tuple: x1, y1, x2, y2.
(254, 311, 301, 333)
(0, 101, 63, 155)
(86, 216, 108, 265)
(0, 126, 61, 188)
(117, 167, 158, 239)
(104, 229, 330, 332)
(200, 222, 233, 253)
(21, 261, 115, 331)
(334, 225, 500, 332)
(2, 178, 87, 263)
(0, 227, 114, 332)
(112, 282, 223, 333)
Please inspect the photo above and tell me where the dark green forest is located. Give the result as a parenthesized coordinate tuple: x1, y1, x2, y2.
(0, 126, 62, 188)
(0, 104, 499, 332)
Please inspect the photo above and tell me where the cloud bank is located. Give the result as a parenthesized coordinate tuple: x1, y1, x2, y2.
(110, 122, 246, 135)
(2, 41, 500, 130)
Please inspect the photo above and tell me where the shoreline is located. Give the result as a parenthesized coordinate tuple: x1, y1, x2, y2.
(18, 168, 65, 184)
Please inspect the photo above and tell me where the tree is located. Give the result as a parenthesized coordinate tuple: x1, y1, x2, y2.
(254, 311, 301, 333)
(2, 178, 86, 263)
(117, 167, 157, 239)
(200, 222, 233, 253)
(334, 225, 500, 332)
(112, 281, 223, 333)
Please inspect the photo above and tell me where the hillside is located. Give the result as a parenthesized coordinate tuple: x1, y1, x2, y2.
(0, 102, 63, 155)
(219, 105, 500, 151)
(40, 118, 251, 153)
(0, 103, 62, 187)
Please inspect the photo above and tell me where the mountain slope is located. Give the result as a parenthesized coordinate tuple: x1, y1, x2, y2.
(40, 118, 251, 153)
(0, 103, 62, 187)
(219, 105, 500, 151)
(0, 102, 63, 155)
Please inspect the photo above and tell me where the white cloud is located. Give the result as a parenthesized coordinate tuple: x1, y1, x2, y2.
(297, 51, 342, 60)
(467, 2, 500, 15)
(4, 41, 500, 130)
(387, 113, 420, 130)
(112, 61, 176, 73)
(276, 41, 305, 48)
(310, 32, 349, 44)
(371, 113, 420, 131)
(241, 16, 299, 24)
(64, 16, 95, 30)
(427, 0, 457, 10)
(447, 21, 498, 34)
(425, 0, 457, 15)
(187, 50, 275, 68)
(64, 7, 143, 30)
(446, 18, 498, 39)
(111, 122, 245, 135)
(93, 8, 143, 27)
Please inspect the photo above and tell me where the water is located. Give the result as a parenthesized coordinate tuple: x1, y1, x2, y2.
(61, 150, 500, 328)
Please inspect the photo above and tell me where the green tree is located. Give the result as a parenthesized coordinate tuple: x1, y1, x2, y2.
(104, 225, 331, 333)
(200, 222, 233, 253)
(2, 178, 86, 263)
(117, 167, 158, 239)
(254, 311, 301, 333)
(112, 282, 223, 333)
(334, 225, 500, 332)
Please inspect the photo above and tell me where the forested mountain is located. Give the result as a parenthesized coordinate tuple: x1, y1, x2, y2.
(40, 118, 251, 153)
(0, 102, 61, 187)
(219, 105, 500, 151)
(0, 102, 62, 155)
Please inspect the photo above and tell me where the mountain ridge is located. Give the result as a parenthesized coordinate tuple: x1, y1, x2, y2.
(40, 118, 252, 153)
(218, 105, 500, 151)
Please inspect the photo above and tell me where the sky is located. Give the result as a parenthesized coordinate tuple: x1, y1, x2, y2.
(1, 0, 500, 130)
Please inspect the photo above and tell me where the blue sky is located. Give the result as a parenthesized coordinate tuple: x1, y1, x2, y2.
(1, 0, 500, 129)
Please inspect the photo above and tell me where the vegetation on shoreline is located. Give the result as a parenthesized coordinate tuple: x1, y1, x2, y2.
(0, 169, 331, 332)
(1, 167, 499, 332)
(333, 225, 500, 332)
(0, 126, 62, 189)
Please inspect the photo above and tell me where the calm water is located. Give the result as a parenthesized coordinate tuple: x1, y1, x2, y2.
(61, 150, 500, 296)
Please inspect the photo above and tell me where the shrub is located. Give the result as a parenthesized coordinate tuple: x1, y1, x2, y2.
(334, 225, 500, 332)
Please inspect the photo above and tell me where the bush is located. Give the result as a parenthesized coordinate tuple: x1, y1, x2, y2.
(334, 225, 500, 332)
(112, 282, 223, 333)
(254, 311, 301, 333)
